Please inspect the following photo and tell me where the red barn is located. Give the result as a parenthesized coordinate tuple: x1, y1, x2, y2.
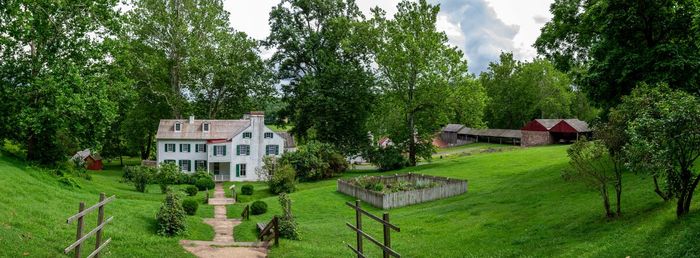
(521, 119, 591, 147)
(72, 149, 103, 170)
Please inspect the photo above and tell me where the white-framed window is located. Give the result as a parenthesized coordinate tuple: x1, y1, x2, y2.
(236, 163, 247, 177)
(195, 160, 207, 171)
(195, 144, 206, 153)
(180, 144, 190, 152)
(179, 160, 191, 172)
(174, 122, 182, 132)
(265, 145, 279, 155)
(264, 132, 273, 139)
(165, 144, 176, 152)
(242, 132, 252, 139)
(213, 145, 226, 156)
(203, 122, 210, 132)
(236, 145, 250, 156)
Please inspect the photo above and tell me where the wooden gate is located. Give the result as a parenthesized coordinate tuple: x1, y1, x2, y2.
(346, 200, 400, 258)
(64, 193, 115, 258)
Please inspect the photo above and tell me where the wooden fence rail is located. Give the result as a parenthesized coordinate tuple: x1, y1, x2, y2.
(346, 200, 400, 258)
(258, 216, 280, 247)
(65, 193, 115, 258)
(241, 205, 250, 220)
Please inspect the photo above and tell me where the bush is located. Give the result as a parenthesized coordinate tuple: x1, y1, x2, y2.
(157, 163, 181, 193)
(195, 177, 215, 191)
(182, 198, 199, 215)
(251, 201, 268, 215)
(365, 145, 408, 171)
(241, 184, 254, 195)
(1, 139, 26, 159)
(280, 141, 347, 181)
(257, 156, 297, 194)
(156, 192, 186, 236)
(184, 185, 198, 196)
(131, 166, 154, 193)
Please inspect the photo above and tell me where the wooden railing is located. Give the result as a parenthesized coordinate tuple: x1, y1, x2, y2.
(65, 193, 115, 258)
(346, 200, 400, 258)
(241, 205, 250, 220)
(258, 216, 280, 247)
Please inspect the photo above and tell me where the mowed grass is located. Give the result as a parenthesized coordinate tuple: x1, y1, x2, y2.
(0, 156, 214, 257)
(231, 145, 700, 258)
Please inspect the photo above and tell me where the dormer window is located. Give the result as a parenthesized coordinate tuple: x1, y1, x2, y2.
(264, 132, 273, 139)
(203, 122, 210, 132)
(243, 132, 252, 139)
(174, 122, 182, 132)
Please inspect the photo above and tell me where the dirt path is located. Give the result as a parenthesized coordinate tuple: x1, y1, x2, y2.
(180, 183, 268, 258)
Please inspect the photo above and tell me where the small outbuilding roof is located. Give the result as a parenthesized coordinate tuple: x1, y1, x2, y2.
(457, 128, 522, 139)
(277, 132, 296, 148)
(442, 124, 465, 133)
(72, 149, 102, 161)
(156, 119, 250, 140)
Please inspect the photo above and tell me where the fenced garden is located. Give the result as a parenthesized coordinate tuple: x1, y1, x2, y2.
(337, 173, 468, 209)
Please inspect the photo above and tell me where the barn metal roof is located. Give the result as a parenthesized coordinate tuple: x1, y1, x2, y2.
(457, 127, 522, 139)
(442, 124, 465, 132)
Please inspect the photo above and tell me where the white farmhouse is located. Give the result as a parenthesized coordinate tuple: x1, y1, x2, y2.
(155, 112, 293, 181)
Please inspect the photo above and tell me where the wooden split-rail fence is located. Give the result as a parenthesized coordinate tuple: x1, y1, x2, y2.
(64, 193, 115, 258)
(346, 200, 400, 258)
(241, 204, 250, 220)
(258, 216, 280, 247)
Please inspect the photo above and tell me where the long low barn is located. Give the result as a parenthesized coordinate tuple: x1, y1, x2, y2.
(439, 118, 591, 147)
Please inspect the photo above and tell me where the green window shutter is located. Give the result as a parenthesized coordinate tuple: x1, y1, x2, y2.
(236, 145, 240, 155)
(223, 146, 227, 156)
(189, 160, 192, 172)
(179, 144, 182, 152)
(275, 145, 279, 155)
(213, 146, 218, 156)
(195, 144, 198, 153)
(235, 164, 240, 177)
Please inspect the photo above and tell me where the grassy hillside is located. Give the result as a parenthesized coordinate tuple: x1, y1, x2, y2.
(0, 156, 214, 257)
(230, 145, 700, 258)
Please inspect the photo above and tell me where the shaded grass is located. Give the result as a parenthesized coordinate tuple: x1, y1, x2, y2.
(228, 145, 700, 257)
(0, 155, 214, 257)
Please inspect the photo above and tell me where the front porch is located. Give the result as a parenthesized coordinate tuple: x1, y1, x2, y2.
(208, 162, 231, 182)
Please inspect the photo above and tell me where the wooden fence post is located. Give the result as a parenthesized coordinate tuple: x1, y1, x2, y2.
(94, 193, 105, 258)
(383, 213, 391, 258)
(273, 216, 280, 247)
(355, 200, 363, 257)
(75, 202, 85, 258)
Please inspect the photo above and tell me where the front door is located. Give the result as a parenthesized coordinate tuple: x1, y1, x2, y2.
(213, 163, 220, 175)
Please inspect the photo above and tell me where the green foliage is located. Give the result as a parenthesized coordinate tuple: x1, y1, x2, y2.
(535, 0, 700, 108)
(481, 53, 576, 129)
(364, 144, 408, 171)
(0, 0, 122, 165)
(250, 201, 268, 215)
(157, 163, 181, 193)
(132, 166, 154, 193)
(181, 198, 199, 216)
(1, 140, 25, 160)
(257, 156, 297, 194)
(564, 139, 618, 218)
(281, 141, 348, 181)
(184, 185, 198, 197)
(57, 175, 81, 189)
(241, 184, 254, 195)
(267, 0, 375, 155)
(278, 193, 300, 240)
(348, 176, 442, 193)
(195, 177, 215, 191)
(155, 191, 186, 236)
(623, 85, 700, 216)
(370, 0, 482, 165)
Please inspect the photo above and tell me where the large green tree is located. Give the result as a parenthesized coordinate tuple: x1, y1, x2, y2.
(0, 0, 121, 164)
(267, 0, 376, 155)
(535, 0, 700, 108)
(371, 0, 484, 166)
(481, 53, 575, 129)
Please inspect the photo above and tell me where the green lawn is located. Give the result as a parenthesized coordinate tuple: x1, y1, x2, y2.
(1, 145, 699, 257)
(0, 156, 214, 257)
(230, 145, 700, 257)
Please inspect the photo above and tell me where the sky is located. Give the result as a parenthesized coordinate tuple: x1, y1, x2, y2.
(223, 0, 554, 74)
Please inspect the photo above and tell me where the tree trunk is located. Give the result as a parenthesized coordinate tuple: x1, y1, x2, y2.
(119, 155, 123, 166)
(144, 133, 153, 160)
(614, 161, 622, 216)
(408, 112, 416, 166)
(653, 175, 671, 201)
(600, 186, 613, 218)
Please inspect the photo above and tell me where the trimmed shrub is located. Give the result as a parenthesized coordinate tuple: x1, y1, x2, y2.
(195, 177, 215, 191)
(280, 141, 348, 181)
(251, 201, 268, 215)
(241, 184, 254, 195)
(156, 192, 186, 236)
(131, 166, 154, 193)
(182, 198, 199, 215)
(185, 185, 198, 196)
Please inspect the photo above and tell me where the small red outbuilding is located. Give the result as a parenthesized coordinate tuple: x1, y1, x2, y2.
(521, 119, 591, 147)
